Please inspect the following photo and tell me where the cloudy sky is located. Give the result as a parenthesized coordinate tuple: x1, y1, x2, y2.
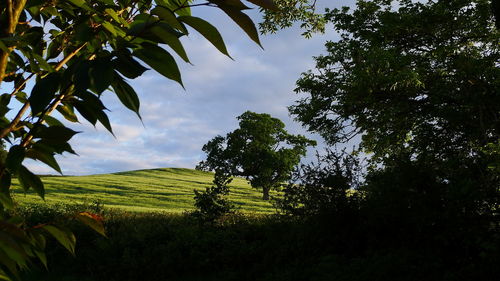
(21, 1, 353, 175)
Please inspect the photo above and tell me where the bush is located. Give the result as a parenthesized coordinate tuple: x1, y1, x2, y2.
(15, 203, 499, 281)
(192, 170, 236, 223)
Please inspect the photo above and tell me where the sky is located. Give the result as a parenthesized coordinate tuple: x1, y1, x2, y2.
(19, 1, 354, 175)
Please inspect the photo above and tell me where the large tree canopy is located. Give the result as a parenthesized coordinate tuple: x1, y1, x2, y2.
(0, 0, 276, 278)
(290, 0, 499, 164)
(198, 111, 316, 200)
(287, 0, 499, 233)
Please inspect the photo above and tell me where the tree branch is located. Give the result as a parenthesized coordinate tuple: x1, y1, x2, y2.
(0, 0, 27, 87)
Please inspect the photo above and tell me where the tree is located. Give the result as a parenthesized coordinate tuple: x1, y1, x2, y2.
(0, 0, 276, 278)
(289, 0, 499, 233)
(290, 0, 499, 166)
(258, 0, 326, 38)
(198, 111, 316, 200)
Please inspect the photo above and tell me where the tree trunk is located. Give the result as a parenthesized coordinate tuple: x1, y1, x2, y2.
(0, 0, 28, 87)
(262, 186, 270, 200)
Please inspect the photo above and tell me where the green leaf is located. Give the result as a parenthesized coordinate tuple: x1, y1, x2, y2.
(33, 249, 47, 269)
(111, 74, 141, 118)
(156, 0, 191, 16)
(149, 23, 190, 62)
(0, 265, 14, 281)
(31, 53, 54, 72)
(0, 246, 18, 277)
(18, 166, 44, 199)
(0, 40, 8, 53)
(74, 23, 94, 43)
(74, 102, 97, 125)
(73, 92, 114, 135)
(66, 0, 90, 10)
(75, 212, 106, 237)
(44, 115, 65, 127)
(105, 8, 127, 26)
(211, 0, 250, 10)
(5, 146, 25, 174)
(95, 110, 113, 135)
(134, 43, 183, 87)
(35, 141, 77, 156)
(102, 21, 117, 36)
(26, 147, 62, 174)
(89, 58, 114, 94)
(42, 225, 76, 255)
(33, 126, 79, 143)
(0, 94, 11, 116)
(0, 193, 14, 211)
(0, 233, 28, 269)
(29, 73, 61, 115)
(127, 15, 155, 37)
(179, 16, 231, 58)
(151, 6, 187, 34)
(112, 54, 148, 79)
(56, 104, 79, 123)
(46, 39, 62, 60)
(72, 60, 91, 92)
(219, 5, 261, 47)
(0, 171, 11, 194)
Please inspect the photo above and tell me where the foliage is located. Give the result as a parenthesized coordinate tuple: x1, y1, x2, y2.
(259, 0, 326, 38)
(289, 1, 500, 218)
(192, 169, 235, 223)
(281, 2, 500, 278)
(290, 0, 499, 165)
(277, 148, 362, 217)
(0, 0, 276, 278)
(13, 206, 499, 281)
(198, 111, 316, 200)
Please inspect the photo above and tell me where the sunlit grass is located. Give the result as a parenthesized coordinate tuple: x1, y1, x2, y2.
(12, 168, 276, 213)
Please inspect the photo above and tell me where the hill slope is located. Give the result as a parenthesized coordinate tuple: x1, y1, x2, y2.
(12, 168, 275, 213)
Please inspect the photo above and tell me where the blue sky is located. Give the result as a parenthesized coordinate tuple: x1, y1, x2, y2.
(20, 1, 354, 175)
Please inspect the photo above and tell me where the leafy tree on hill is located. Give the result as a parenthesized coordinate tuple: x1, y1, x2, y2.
(198, 111, 316, 200)
(0, 0, 276, 278)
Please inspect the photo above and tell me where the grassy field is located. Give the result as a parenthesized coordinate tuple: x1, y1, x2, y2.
(11, 168, 275, 213)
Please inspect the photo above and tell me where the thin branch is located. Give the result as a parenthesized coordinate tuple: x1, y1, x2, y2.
(0, 0, 28, 87)
(173, 2, 214, 12)
(10, 72, 34, 97)
(55, 43, 87, 71)
(0, 102, 30, 139)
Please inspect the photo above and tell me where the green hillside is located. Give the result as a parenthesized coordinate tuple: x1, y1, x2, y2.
(11, 168, 275, 213)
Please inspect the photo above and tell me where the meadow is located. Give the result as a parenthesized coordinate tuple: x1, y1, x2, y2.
(11, 168, 275, 213)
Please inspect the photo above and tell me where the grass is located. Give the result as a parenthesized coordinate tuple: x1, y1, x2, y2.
(11, 168, 276, 213)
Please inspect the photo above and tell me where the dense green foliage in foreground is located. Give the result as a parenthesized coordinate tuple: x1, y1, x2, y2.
(15, 203, 499, 281)
(12, 168, 274, 213)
